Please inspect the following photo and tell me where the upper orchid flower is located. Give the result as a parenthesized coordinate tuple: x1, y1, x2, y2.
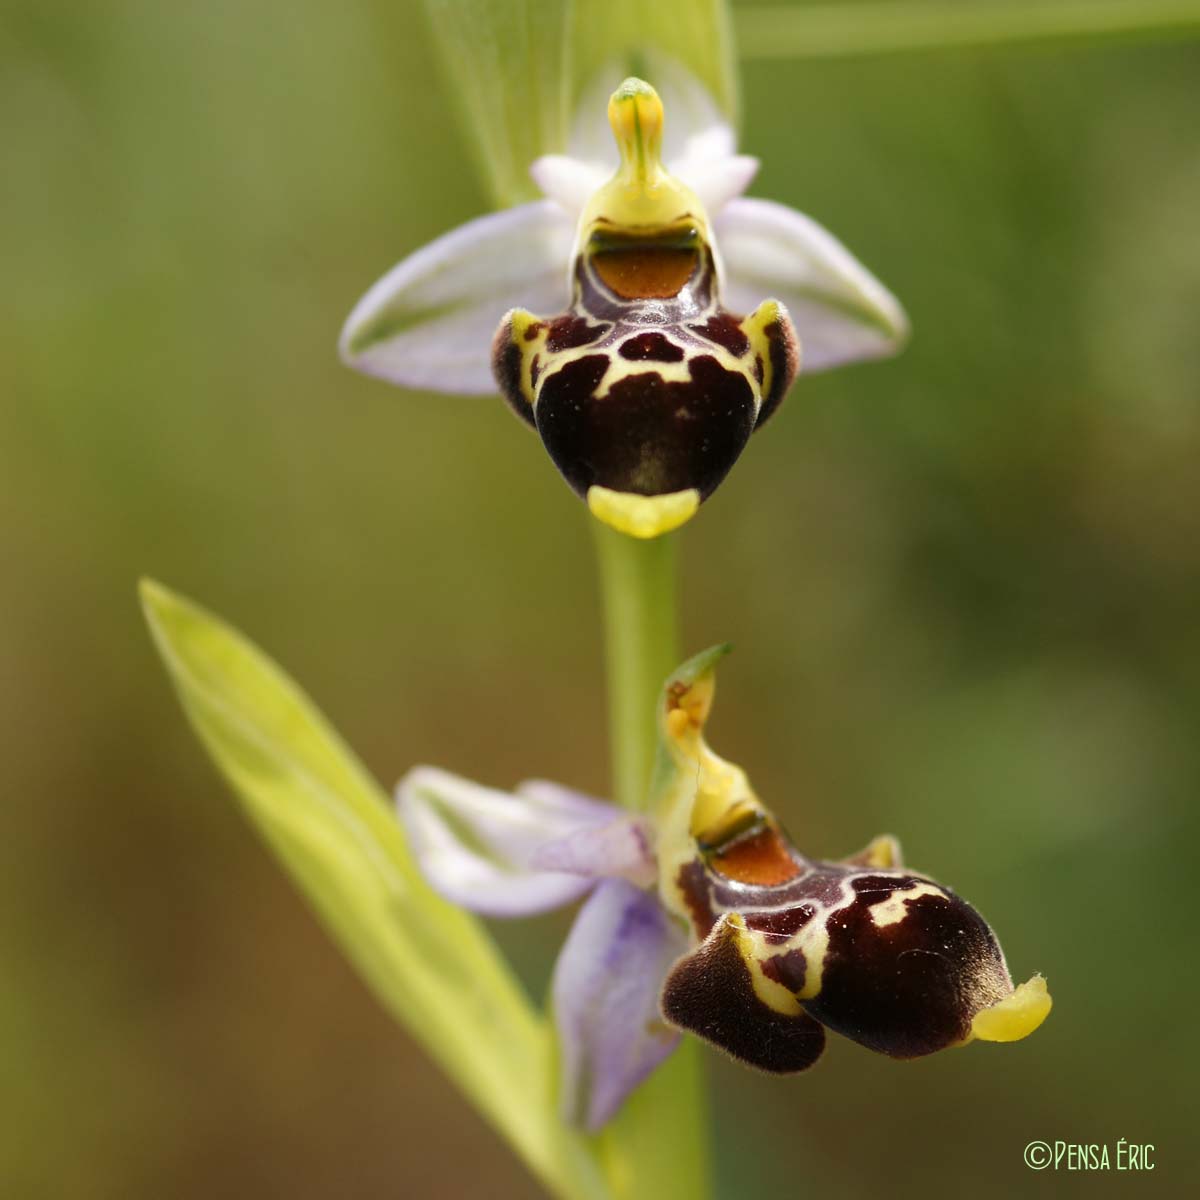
(341, 55, 908, 537)
(398, 647, 1051, 1132)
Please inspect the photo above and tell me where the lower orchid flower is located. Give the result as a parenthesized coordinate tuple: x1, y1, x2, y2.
(341, 55, 908, 537)
(399, 647, 1051, 1132)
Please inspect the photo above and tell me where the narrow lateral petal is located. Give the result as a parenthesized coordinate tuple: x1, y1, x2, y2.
(397, 767, 616, 916)
(553, 878, 686, 1131)
(673, 153, 758, 216)
(716, 197, 909, 372)
(525, 810, 657, 890)
(530, 155, 607, 217)
(517, 781, 656, 886)
(339, 201, 573, 394)
(648, 48, 737, 167)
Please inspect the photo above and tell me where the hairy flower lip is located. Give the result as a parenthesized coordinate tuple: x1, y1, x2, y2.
(653, 648, 1050, 1071)
(395, 649, 1050, 1133)
(341, 57, 909, 532)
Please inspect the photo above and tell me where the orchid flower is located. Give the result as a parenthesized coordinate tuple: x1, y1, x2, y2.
(341, 55, 908, 538)
(399, 647, 1051, 1133)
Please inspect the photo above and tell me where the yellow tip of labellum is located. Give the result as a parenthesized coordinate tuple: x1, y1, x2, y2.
(588, 486, 700, 538)
(971, 974, 1052, 1043)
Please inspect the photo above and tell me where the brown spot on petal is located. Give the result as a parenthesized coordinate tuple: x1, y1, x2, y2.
(689, 313, 750, 358)
(537, 352, 609, 408)
(546, 315, 609, 353)
(619, 332, 685, 362)
(762, 947, 808, 992)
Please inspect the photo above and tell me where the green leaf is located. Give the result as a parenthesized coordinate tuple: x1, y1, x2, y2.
(736, 0, 1200, 61)
(139, 579, 609, 1200)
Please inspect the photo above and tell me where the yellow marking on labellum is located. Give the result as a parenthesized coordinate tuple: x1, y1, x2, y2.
(505, 308, 544, 406)
(867, 881, 945, 928)
(792, 923, 830, 1001)
(730, 914, 805, 1017)
(591, 354, 695, 397)
(790, 873, 861, 1001)
(970, 974, 1052, 1043)
(587, 485, 699, 538)
(743, 298, 800, 400)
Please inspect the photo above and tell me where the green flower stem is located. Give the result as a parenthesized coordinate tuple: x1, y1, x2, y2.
(592, 520, 680, 812)
(591, 519, 711, 1200)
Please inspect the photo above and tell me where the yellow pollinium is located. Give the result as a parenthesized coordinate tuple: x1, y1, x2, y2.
(578, 77, 708, 234)
(971, 974, 1053, 1043)
(587, 485, 700, 538)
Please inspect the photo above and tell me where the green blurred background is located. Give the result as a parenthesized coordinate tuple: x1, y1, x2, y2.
(3, 0, 1198, 1195)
